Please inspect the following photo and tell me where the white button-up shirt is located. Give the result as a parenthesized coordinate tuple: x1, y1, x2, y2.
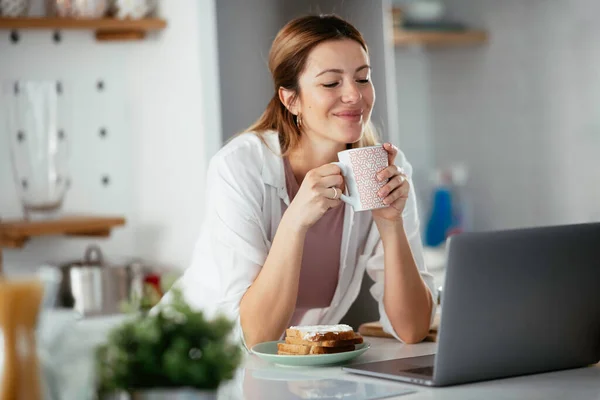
(159, 131, 437, 349)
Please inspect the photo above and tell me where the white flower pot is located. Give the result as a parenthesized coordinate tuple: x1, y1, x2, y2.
(130, 389, 217, 400)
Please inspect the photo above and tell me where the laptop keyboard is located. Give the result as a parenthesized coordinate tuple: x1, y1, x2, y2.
(404, 366, 435, 377)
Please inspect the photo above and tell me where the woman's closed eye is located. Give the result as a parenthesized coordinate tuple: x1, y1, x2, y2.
(322, 78, 370, 88)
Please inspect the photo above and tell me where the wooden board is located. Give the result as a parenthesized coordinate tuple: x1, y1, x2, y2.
(358, 321, 396, 339)
(359, 312, 441, 343)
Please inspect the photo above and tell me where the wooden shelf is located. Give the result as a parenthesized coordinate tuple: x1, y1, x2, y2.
(0, 215, 125, 273)
(0, 215, 126, 273)
(0, 17, 167, 41)
(0, 215, 125, 248)
(394, 29, 488, 48)
(0, 215, 127, 247)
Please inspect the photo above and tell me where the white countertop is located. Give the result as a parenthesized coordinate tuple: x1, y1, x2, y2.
(217, 337, 600, 400)
(34, 312, 600, 400)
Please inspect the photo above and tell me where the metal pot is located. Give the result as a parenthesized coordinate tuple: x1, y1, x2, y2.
(56, 245, 146, 317)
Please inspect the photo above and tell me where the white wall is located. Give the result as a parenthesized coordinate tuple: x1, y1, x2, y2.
(216, 0, 284, 142)
(395, 0, 600, 231)
(394, 47, 434, 223)
(0, 1, 221, 275)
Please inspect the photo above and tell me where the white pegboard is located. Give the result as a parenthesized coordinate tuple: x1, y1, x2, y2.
(0, 1, 224, 276)
(1, 29, 137, 273)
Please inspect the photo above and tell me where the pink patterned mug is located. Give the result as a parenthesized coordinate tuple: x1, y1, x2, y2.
(332, 145, 389, 212)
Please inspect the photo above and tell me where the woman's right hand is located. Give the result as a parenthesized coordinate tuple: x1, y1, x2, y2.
(284, 163, 344, 231)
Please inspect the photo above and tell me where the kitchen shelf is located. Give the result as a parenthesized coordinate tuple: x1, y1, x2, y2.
(394, 28, 488, 48)
(0, 215, 126, 273)
(0, 17, 167, 41)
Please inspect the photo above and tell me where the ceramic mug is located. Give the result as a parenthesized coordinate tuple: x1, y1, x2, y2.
(332, 145, 389, 212)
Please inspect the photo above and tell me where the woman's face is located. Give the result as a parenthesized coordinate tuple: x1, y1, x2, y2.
(293, 39, 375, 146)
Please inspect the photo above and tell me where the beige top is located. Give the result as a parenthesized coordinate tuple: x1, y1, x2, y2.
(282, 157, 346, 325)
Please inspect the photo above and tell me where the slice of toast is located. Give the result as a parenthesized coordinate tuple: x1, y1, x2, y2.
(277, 343, 311, 355)
(286, 324, 357, 342)
(277, 342, 355, 355)
(284, 334, 363, 347)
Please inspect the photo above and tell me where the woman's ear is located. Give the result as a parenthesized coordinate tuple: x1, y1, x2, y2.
(278, 87, 299, 116)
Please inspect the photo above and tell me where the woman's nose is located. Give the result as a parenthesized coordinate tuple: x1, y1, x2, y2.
(341, 81, 362, 103)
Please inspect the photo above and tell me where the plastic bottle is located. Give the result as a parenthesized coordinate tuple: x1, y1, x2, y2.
(425, 169, 454, 247)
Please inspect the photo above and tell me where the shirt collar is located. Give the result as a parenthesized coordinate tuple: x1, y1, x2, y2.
(260, 131, 288, 201)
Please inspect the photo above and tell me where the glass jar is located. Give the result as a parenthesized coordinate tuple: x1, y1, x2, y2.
(3, 80, 70, 220)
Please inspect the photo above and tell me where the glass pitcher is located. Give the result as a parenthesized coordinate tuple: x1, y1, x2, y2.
(3, 80, 70, 220)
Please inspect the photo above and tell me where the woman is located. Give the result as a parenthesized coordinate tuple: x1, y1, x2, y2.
(160, 14, 436, 349)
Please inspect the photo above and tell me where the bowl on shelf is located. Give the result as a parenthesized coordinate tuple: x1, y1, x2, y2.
(403, 0, 445, 23)
(0, 0, 31, 17)
(46, 0, 108, 18)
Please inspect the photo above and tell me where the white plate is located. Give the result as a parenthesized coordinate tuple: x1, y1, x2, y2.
(251, 341, 370, 367)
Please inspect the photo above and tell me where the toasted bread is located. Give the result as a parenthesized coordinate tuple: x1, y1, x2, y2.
(285, 324, 357, 342)
(284, 334, 363, 347)
(277, 343, 311, 355)
(277, 342, 355, 355)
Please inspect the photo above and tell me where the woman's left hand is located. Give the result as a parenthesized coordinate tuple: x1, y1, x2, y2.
(371, 143, 409, 225)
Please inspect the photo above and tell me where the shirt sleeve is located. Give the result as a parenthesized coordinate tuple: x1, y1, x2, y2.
(156, 143, 269, 352)
(364, 151, 438, 342)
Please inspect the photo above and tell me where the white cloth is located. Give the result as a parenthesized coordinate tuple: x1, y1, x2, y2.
(158, 131, 437, 349)
(34, 310, 129, 400)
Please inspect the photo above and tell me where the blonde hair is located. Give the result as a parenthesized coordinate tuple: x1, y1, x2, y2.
(243, 14, 379, 155)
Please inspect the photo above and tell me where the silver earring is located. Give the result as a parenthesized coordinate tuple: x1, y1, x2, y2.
(296, 113, 302, 128)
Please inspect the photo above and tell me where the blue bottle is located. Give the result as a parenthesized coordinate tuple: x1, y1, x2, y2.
(425, 176, 454, 247)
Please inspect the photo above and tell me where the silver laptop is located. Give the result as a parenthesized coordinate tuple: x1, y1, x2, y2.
(343, 222, 600, 387)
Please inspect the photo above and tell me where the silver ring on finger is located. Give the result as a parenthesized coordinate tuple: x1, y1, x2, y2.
(330, 187, 339, 200)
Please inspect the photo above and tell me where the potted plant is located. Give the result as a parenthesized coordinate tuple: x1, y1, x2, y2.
(95, 288, 243, 400)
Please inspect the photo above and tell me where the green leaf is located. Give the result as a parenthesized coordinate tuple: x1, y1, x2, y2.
(95, 287, 242, 392)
